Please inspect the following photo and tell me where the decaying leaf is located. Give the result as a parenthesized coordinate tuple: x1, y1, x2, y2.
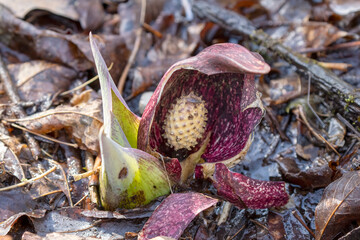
(31, 208, 145, 238)
(8, 100, 102, 153)
(283, 22, 349, 51)
(0, 4, 129, 80)
(277, 157, 333, 189)
(138, 192, 218, 240)
(8, 60, 76, 101)
(315, 171, 360, 240)
(0, 207, 45, 235)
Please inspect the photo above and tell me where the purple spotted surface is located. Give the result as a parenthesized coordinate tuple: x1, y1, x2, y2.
(138, 192, 218, 240)
(213, 163, 289, 209)
(138, 43, 270, 166)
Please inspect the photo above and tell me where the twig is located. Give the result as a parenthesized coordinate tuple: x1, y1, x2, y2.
(265, 106, 290, 141)
(4, 110, 103, 124)
(7, 122, 78, 148)
(117, 0, 146, 94)
(228, 224, 246, 240)
(159, 154, 173, 194)
(299, 40, 360, 54)
(307, 74, 325, 128)
(297, 106, 340, 157)
(142, 22, 163, 38)
(71, 166, 101, 182)
(318, 62, 352, 71)
(336, 113, 360, 138)
(74, 192, 89, 207)
(33, 189, 65, 200)
(249, 219, 269, 231)
(46, 159, 74, 207)
(292, 210, 316, 238)
(217, 201, 232, 225)
(55, 220, 103, 233)
(0, 53, 41, 159)
(89, 155, 101, 207)
(0, 166, 56, 192)
(60, 63, 113, 96)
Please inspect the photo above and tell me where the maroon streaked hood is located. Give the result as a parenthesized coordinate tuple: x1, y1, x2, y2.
(138, 43, 270, 181)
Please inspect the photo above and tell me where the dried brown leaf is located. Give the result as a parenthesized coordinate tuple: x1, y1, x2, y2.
(315, 171, 360, 240)
(8, 61, 76, 101)
(277, 157, 332, 189)
(283, 22, 349, 51)
(8, 100, 102, 153)
(0, 4, 129, 81)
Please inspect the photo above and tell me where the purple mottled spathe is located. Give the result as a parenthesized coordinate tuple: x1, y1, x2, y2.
(138, 192, 218, 240)
(213, 163, 289, 209)
(138, 43, 270, 165)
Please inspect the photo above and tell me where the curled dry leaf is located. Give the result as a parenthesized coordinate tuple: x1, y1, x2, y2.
(138, 192, 218, 240)
(9, 100, 102, 153)
(0, 141, 25, 181)
(0, 199, 46, 236)
(315, 171, 360, 240)
(212, 163, 289, 209)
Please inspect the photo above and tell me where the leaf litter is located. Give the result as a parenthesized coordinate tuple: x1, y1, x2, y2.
(0, 0, 359, 239)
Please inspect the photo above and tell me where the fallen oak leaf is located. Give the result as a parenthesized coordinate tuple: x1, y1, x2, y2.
(211, 163, 289, 209)
(138, 192, 218, 240)
(315, 171, 360, 240)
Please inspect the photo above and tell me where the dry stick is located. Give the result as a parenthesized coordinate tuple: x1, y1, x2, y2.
(318, 62, 352, 71)
(0, 166, 57, 192)
(55, 220, 103, 234)
(47, 159, 74, 207)
(336, 113, 360, 139)
(159, 154, 173, 194)
(4, 110, 103, 124)
(0, 54, 41, 159)
(85, 152, 100, 207)
(292, 210, 316, 238)
(192, 1, 360, 124)
(300, 40, 360, 54)
(228, 224, 246, 240)
(217, 201, 232, 226)
(72, 166, 101, 182)
(307, 74, 325, 128)
(74, 192, 89, 207)
(89, 155, 101, 207)
(117, 0, 146, 94)
(297, 106, 340, 157)
(33, 189, 66, 200)
(249, 219, 269, 231)
(142, 22, 163, 38)
(60, 63, 113, 96)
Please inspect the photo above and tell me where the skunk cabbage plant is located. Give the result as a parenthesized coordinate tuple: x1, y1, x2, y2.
(89, 33, 288, 218)
(138, 43, 270, 182)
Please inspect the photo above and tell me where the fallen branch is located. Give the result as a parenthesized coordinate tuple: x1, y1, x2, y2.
(193, 1, 360, 126)
(0, 166, 56, 192)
